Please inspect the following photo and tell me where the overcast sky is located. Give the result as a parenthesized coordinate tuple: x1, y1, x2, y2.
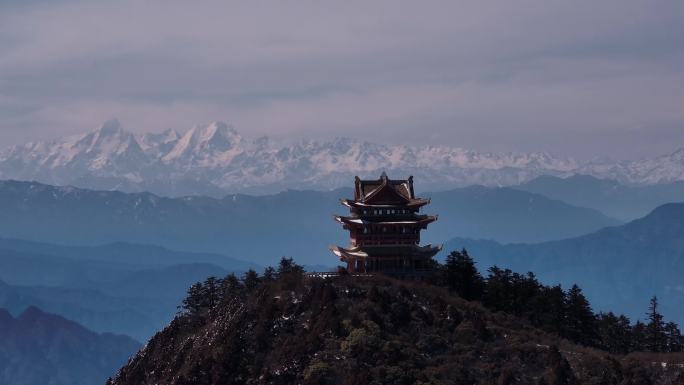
(1, 0, 683, 159)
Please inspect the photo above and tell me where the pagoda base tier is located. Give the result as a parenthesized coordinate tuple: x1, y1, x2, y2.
(329, 244, 441, 278)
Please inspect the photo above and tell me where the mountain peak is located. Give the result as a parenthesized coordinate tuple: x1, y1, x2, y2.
(97, 118, 123, 136)
(643, 202, 684, 222)
(199, 121, 241, 144)
(80, 119, 135, 149)
(667, 147, 684, 161)
(206, 121, 235, 134)
(163, 122, 243, 163)
(18, 305, 47, 323)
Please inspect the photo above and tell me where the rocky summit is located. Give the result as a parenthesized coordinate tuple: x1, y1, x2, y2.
(108, 274, 684, 385)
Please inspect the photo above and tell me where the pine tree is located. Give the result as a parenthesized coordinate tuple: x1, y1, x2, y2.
(243, 269, 260, 292)
(513, 272, 542, 319)
(443, 251, 459, 289)
(203, 276, 222, 309)
(615, 314, 633, 353)
(181, 282, 207, 317)
(221, 273, 242, 302)
(483, 266, 515, 312)
(597, 312, 632, 354)
(631, 320, 648, 352)
(444, 249, 484, 301)
(277, 257, 305, 289)
(535, 285, 566, 336)
(564, 284, 597, 346)
(664, 321, 683, 353)
(646, 296, 666, 352)
(263, 266, 276, 282)
(277, 257, 304, 275)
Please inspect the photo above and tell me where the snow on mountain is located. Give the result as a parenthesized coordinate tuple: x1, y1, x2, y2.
(139, 128, 180, 157)
(160, 122, 247, 171)
(580, 148, 684, 185)
(0, 119, 148, 184)
(0, 121, 681, 196)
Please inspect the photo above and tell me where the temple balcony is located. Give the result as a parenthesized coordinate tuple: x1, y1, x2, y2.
(352, 234, 420, 245)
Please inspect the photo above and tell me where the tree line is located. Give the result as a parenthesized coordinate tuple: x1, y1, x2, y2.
(179, 257, 305, 321)
(180, 252, 683, 355)
(437, 249, 684, 354)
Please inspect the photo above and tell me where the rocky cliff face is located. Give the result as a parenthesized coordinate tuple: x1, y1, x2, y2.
(107, 275, 684, 385)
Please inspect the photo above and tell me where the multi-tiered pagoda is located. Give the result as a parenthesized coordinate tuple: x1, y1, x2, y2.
(330, 173, 441, 279)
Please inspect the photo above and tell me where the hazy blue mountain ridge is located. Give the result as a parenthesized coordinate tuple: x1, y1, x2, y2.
(0, 306, 140, 385)
(0, 237, 258, 270)
(516, 174, 684, 221)
(445, 202, 684, 326)
(426, 185, 620, 243)
(0, 180, 619, 267)
(0, 241, 256, 340)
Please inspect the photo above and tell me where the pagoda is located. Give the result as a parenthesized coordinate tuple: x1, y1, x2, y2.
(330, 173, 441, 279)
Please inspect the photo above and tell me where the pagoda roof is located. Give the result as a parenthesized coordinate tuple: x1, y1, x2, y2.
(329, 244, 442, 260)
(341, 198, 430, 209)
(334, 215, 437, 227)
(354, 172, 418, 205)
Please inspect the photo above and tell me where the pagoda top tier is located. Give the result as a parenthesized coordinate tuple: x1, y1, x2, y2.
(350, 172, 428, 207)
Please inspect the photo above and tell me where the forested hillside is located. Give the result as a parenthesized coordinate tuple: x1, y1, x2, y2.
(109, 259, 684, 385)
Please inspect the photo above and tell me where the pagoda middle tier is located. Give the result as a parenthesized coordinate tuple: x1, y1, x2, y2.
(334, 213, 437, 247)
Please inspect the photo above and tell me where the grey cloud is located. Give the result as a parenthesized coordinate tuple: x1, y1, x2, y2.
(0, 0, 682, 159)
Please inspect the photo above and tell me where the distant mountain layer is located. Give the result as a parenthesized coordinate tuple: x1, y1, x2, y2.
(0, 180, 619, 267)
(517, 174, 684, 221)
(0, 306, 139, 385)
(0, 239, 257, 340)
(445, 202, 684, 326)
(1, 120, 683, 196)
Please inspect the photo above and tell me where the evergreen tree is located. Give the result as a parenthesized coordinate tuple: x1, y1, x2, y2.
(277, 257, 305, 275)
(483, 266, 515, 313)
(203, 276, 221, 309)
(631, 321, 648, 352)
(534, 285, 566, 336)
(277, 257, 305, 289)
(664, 321, 683, 353)
(180, 282, 208, 317)
(220, 273, 243, 302)
(564, 284, 597, 346)
(263, 266, 276, 282)
(597, 312, 632, 354)
(444, 249, 484, 301)
(243, 269, 261, 292)
(513, 272, 542, 319)
(646, 296, 666, 352)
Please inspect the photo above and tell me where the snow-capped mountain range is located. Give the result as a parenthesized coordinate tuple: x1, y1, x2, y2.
(0, 119, 682, 196)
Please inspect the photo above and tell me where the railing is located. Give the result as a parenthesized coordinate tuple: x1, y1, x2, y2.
(305, 271, 340, 279)
(305, 270, 432, 279)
